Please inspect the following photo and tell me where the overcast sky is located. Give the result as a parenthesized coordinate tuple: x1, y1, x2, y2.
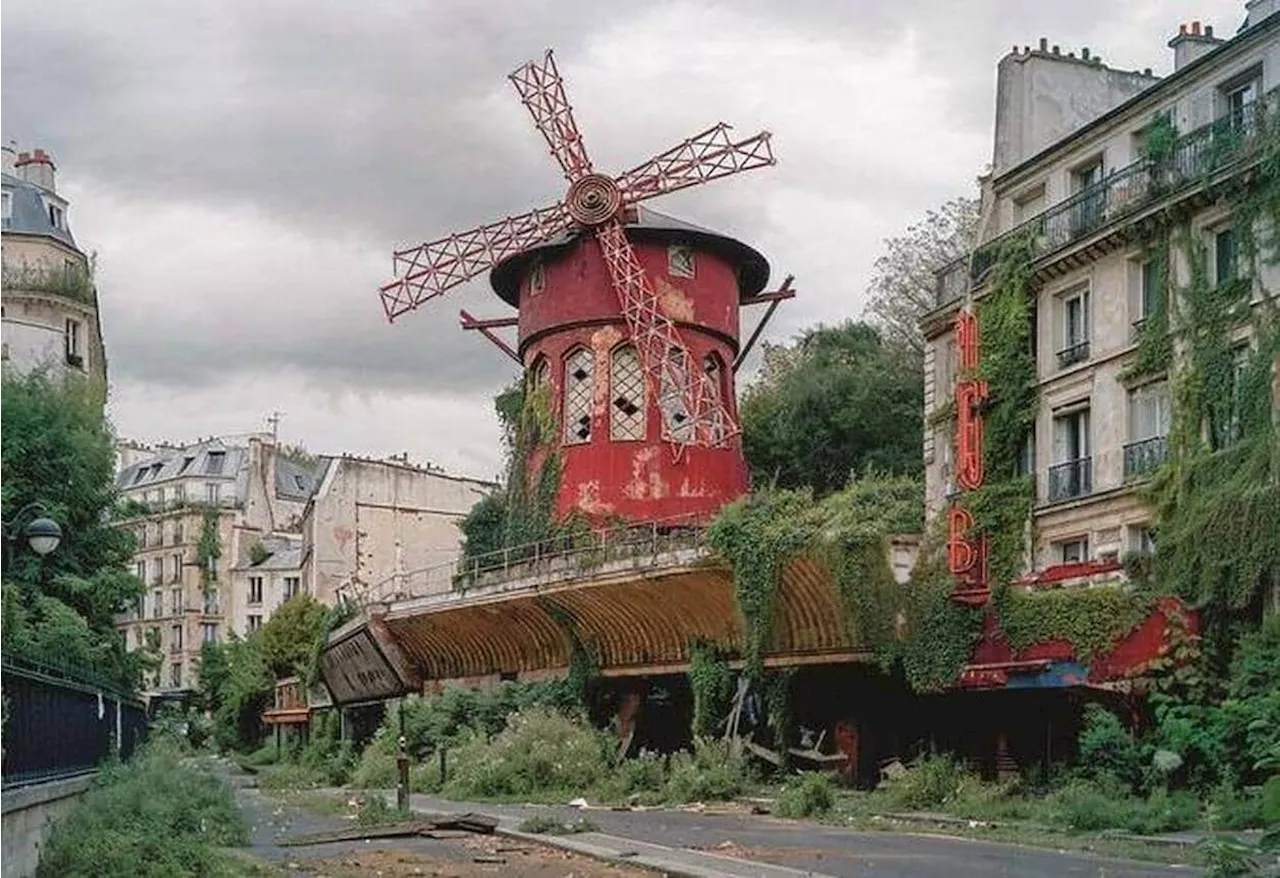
(1, 0, 1247, 480)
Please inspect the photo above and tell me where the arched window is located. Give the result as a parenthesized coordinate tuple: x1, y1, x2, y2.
(563, 348, 594, 445)
(529, 355, 550, 391)
(610, 345, 646, 441)
(657, 347, 693, 443)
(703, 353, 729, 444)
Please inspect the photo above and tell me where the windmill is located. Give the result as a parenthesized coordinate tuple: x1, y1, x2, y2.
(378, 50, 778, 457)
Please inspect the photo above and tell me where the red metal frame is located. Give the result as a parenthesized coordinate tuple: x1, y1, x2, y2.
(379, 49, 777, 452)
(948, 309, 991, 603)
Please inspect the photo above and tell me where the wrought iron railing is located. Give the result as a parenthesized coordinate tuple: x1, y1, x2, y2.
(1057, 340, 1091, 368)
(360, 512, 710, 606)
(1048, 457, 1093, 502)
(970, 88, 1278, 282)
(2, 647, 148, 788)
(1124, 435, 1169, 478)
(934, 256, 970, 309)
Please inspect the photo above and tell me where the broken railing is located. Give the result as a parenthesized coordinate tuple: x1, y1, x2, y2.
(359, 512, 710, 606)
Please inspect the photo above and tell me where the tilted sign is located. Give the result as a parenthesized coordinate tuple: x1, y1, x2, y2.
(319, 625, 409, 704)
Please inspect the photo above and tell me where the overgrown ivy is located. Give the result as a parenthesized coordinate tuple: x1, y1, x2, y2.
(688, 640, 734, 738)
(999, 587, 1155, 660)
(1121, 234, 1174, 383)
(707, 474, 922, 682)
(196, 506, 222, 596)
(1145, 103, 1280, 666)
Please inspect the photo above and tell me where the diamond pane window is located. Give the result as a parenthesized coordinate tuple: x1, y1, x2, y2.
(610, 345, 646, 441)
(530, 355, 550, 390)
(703, 354, 729, 444)
(658, 348, 693, 442)
(563, 348, 594, 445)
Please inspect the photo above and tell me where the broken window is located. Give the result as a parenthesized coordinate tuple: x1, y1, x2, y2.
(563, 348, 594, 445)
(658, 347, 694, 442)
(668, 244, 695, 279)
(610, 345, 646, 441)
(702, 353, 729, 444)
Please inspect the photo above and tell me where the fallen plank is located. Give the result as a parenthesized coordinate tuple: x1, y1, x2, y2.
(434, 813, 498, 834)
(472, 855, 507, 864)
(280, 821, 431, 847)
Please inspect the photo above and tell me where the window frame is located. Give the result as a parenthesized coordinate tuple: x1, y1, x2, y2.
(562, 347, 595, 446)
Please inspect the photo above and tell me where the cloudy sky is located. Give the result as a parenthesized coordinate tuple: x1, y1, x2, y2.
(2, 0, 1247, 480)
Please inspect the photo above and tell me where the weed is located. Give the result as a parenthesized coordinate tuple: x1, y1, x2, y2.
(519, 814, 598, 835)
(356, 794, 412, 826)
(775, 772, 837, 819)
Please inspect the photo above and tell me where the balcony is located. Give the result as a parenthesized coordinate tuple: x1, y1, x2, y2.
(1124, 435, 1169, 478)
(970, 88, 1278, 282)
(1057, 340, 1091, 369)
(1048, 458, 1093, 502)
(933, 256, 970, 309)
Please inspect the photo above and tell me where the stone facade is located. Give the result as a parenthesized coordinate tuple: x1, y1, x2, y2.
(1, 144, 107, 390)
(924, 6, 1280, 579)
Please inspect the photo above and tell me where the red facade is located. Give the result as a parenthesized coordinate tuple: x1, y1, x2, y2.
(502, 232, 754, 524)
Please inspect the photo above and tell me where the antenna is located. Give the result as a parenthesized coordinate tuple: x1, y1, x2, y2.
(266, 411, 283, 442)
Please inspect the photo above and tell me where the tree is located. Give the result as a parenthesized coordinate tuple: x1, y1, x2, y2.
(1, 370, 145, 686)
(865, 196, 979, 357)
(258, 593, 329, 678)
(740, 321, 923, 496)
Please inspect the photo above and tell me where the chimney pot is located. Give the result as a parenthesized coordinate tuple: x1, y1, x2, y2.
(1191, 20, 1201, 35)
(1180, 23, 1188, 35)
(1039, 37, 1048, 51)
(1082, 47, 1090, 60)
(1144, 67, 1153, 76)
(1205, 25, 1214, 37)
(1052, 44, 1060, 54)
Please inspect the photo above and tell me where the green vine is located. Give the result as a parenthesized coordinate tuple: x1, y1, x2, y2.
(688, 640, 734, 738)
(998, 587, 1154, 660)
(1121, 233, 1174, 383)
(247, 539, 270, 567)
(899, 525, 986, 692)
(763, 667, 797, 756)
(195, 506, 221, 595)
(707, 474, 922, 682)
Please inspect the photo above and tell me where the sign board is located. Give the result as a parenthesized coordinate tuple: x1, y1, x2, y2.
(319, 625, 408, 705)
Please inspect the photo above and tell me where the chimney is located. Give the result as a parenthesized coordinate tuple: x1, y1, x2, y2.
(14, 147, 56, 193)
(1, 141, 16, 175)
(1169, 20, 1224, 71)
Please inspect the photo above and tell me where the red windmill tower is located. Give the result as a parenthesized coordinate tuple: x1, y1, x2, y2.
(379, 50, 792, 524)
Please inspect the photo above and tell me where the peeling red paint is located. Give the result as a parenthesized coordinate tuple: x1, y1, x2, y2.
(515, 236, 749, 525)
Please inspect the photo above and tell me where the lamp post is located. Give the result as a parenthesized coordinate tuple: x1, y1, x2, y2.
(3, 501, 63, 570)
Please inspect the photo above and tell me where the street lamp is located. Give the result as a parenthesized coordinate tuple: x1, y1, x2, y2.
(3, 502, 63, 567)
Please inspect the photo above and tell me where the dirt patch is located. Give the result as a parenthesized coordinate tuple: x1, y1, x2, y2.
(271, 844, 651, 877)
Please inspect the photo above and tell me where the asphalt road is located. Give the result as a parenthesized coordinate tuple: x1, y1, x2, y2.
(409, 794, 1201, 878)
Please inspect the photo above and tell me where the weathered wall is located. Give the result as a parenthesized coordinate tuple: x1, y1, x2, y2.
(1, 775, 94, 878)
(993, 47, 1158, 178)
(303, 458, 491, 602)
(517, 237, 749, 523)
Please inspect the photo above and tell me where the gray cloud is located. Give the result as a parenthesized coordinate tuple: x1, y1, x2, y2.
(2, 0, 1249, 471)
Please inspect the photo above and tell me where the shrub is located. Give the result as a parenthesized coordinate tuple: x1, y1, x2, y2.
(595, 749, 668, 804)
(351, 732, 398, 790)
(1076, 703, 1142, 790)
(357, 794, 411, 826)
(257, 761, 326, 791)
(1206, 782, 1268, 831)
(664, 738, 748, 804)
(884, 754, 969, 810)
(775, 771, 837, 819)
(443, 707, 610, 800)
(37, 739, 247, 877)
(1048, 780, 1199, 834)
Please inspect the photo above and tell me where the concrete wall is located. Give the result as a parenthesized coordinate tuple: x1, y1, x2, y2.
(302, 458, 491, 603)
(993, 46, 1158, 179)
(1, 774, 95, 878)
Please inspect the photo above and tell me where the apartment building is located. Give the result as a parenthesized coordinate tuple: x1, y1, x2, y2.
(1, 143, 107, 389)
(116, 437, 495, 694)
(115, 435, 316, 693)
(924, 4, 1278, 580)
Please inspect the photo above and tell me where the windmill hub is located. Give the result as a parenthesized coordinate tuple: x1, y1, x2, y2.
(566, 173, 623, 227)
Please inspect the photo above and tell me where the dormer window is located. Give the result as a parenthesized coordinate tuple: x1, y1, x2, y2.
(668, 244, 695, 279)
(48, 203, 64, 230)
(204, 451, 226, 475)
(1, 191, 11, 220)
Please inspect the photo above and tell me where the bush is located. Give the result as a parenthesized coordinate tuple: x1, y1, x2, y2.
(1076, 703, 1143, 789)
(775, 771, 837, 819)
(1206, 782, 1269, 831)
(443, 707, 610, 800)
(664, 738, 748, 804)
(884, 754, 969, 810)
(37, 739, 247, 877)
(357, 794, 411, 826)
(1048, 780, 1199, 834)
(595, 749, 668, 804)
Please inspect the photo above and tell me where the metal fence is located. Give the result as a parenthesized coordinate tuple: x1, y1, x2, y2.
(358, 512, 710, 606)
(2, 650, 148, 789)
